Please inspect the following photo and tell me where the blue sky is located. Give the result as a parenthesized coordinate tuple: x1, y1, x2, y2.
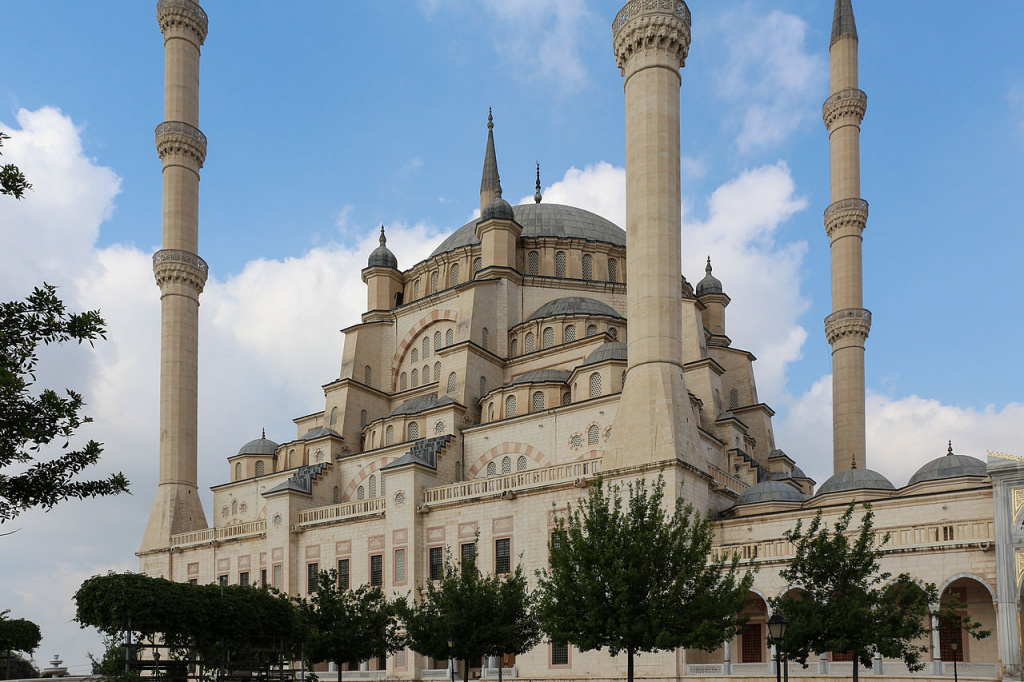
(2, 0, 1022, 671)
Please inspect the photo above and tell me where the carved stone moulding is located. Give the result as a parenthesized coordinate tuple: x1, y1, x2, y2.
(613, 1, 691, 73)
(823, 87, 867, 129)
(155, 121, 207, 168)
(824, 197, 869, 239)
(157, 0, 209, 45)
(824, 307, 872, 344)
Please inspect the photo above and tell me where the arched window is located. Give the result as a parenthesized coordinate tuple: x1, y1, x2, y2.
(588, 425, 599, 445)
(608, 258, 618, 282)
(454, 461, 462, 481)
(255, 460, 265, 476)
(729, 388, 739, 409)
(332, 486, 340, 504)
(587, 324, 597, 337)
(533, 391, 545, 412)
(446, 329, 454, 346)
(450, 263, 460, 286)
(330, 406, 339, 426)
(231, 499, 238, 515)
(608, 327, 618, 339)
(360, 410, 368, 428)
(487, 461, 497, 476)
(369, 475, 377, 498)
(542, 327, 554, 348)
(510, 338, 518, 356)
(473, 257, 482, 275)
(411, 369, 418, 387)
(235, 462, 242, 480)
(479, 376, 487, 397)
(517, 455, 528, 472)
(561, 392, 571, 406)
(411, 348, 418, 363)
(564, 325, 576, 343)
(423, 337, 430, 358)
(527, 251, 540, 275)
(525, 332, 535, 352)
(414, 280, 420, 298)
(555, 251, 566, 278)
(590, 372, 602, 397)
(357, 485, 365, 500)
(400, 372, 407, 391)
(434, 331, 442, 352)
(488, 402, 495, 420)
(386, 425, 395, 445)
(423, 365, 430, 383)
(505, 395, 517, 418)
(380, 475, 386, 497)
(408, 422, 419, 440)
(364, 365, 372, 385)
(288, 449, 296, 467)
(481, 327, 489, 350)
(622, 370, 627, 387)
(435, 420, 445, 434)
(430, 271, 438, 293)
(447, 372, 457, 394)
(502, 456, 512, 474)
(582, 254, 593, 280)
(434, 362, 441, 381)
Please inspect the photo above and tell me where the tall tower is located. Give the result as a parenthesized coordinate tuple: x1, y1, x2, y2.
(606, 0, 704, 478)
(141, 0, 210, 553)
(823, 0, 871, 473)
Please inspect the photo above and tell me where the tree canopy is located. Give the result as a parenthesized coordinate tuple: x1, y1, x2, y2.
(0, 132, 32, 200)
(1, 610, 42, 680)
(0, 284, 128, 524)
(535, 475, 754, 682)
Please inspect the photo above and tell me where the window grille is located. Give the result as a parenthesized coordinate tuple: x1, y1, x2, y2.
(570, 434, 582, 448)
(235, 463, 241, 480)
(608, 258, 617, 282)
(481, 327, 489, 349)
(525, 332, 535, 352)
(429, 546, 444, 581)
(543, 327, 554, 348)
(495, 538, 511, 575)
(729, 388, 739, 409)
(564, 325, 576, 343)
(608, 327, 617, 339)
(307, 562, 319, 594)
(943, 525, 955, 541)
(446, 329, 454, 346)
(273, 565, 282, 590)
(395, 548, 406, 583)
(360, 410, 368, 429)
(528, 251, 540, 275)
(411, 348, 418, 362)
(740, 623, 762, 663)
(533, 391, 545, 412)
(260, 569, 267, 587)
(552, 644, 569, 666)
(510, 338, 518, 356)
(622, 370, 627, 387)
(408, 422, 419, 439)
(386, 425, 394, 445)
(395, 649, 407, 669)
(411, 369, 418, 387)
(454, 461, 462, 481)
(413, 280, 419, 298)
(255, 460, 265, 476)
(423, 365, 429, 382)
(555, 251, 566, 278)
(487, 461, 497, 476)
(369, 475, 377, 498)
(430, 271, 438, 293)
(395, 491, 405, 506)
(505, 395, 517, 417)
(474, 258, 482, 275)
(479, 376, 487, 397)
(502, 457, 512, 474)
(370, 555, 383, 586)
(330, 406, 338, 425)
(587, 324, 597, 336)
(517, 455, 528, 471)
(357, 485, 365, 500)
(288, 450, 296, 467)
(582, 254, 593, 280)
(461, 543, 476, 567)
(588, 425, 599, 445)
(232, 499, 238, 514)
(400, 372, 407, 391)
(590, 373, 602, 397)
(447, 372, 457, 394)
(450, 263, 460, 285)
(434, 331, 442, 352)
(435, 420, 445, 434)
(562, 392, 571, 406)
(381, 475, 385, 497)
(434, 362, 441, 381)
(365, 365, 372, 385)
(333, 486, 340, 504)
(423, 337, 430, 358)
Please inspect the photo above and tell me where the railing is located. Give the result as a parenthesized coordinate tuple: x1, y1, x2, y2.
(169, 520, 266, 549)
(689, 659, 998, 677)
(685, 663, 723, 675)
(708, 463, 749, 495)
(297, 497, 386, 527)
(170, 528, 214, 546)
(613, 0, 691, 34)
(422, 459, 601, 505)
(943, 661, 999, 677)
(824, 307, 871, 328)
(824, 197, 869, 220)
(480, 667, 517, 678)
(420, 669, 450, 679)
(732, 662, 771, 675)
(153, 248, 209, 274)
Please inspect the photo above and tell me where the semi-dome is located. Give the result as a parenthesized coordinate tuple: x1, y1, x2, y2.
(509, 369, 572, 386)
(390, 393, 458, 417)
(367, 226, 398, 269)
(816, 466, 895, 496)
(237, 432, 279, 456)
(585, 341, 628, 364)
(907, 443, 987, 486)
(696, 257, 723, 296)
(481, 195, 515, 221)
(429, 203, 626, 258)
(734, 480, 809, 506)
(302, 426, 341, 441)
(526, 296, 623, 322)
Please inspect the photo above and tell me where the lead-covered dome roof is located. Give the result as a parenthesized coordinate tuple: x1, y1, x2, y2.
(816, 467, 895, 496)
(429, 203, 625, 258)
(237, 434, 279, 456)
(509, 369, 572, 386)
(585, 342, 628, 364)
(367, 226, 398, 269)
(734, 480, 809, 506)
(907, 444, 987, 486)
(526, 296, 623, 322)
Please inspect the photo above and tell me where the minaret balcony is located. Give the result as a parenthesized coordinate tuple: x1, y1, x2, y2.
(824, 307, 871, 345)
(824, 197, 869, 239)
(822, 87, 867, 129)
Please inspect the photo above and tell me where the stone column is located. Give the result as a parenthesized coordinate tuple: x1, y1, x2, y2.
(141, 0, 210, 553)
(824, 0, 871, 473)
(606, 0, 704, 481)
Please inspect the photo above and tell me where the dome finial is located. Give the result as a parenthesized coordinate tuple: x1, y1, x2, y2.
(850, 453, 857, 469)
(379, 224, 387, 246)
(534, 162, 543, 204)
(262, 427, 266, 439)
(705, 256, 712, 275)
(487, 106, 493, 130)
(947, 440, 954, 456)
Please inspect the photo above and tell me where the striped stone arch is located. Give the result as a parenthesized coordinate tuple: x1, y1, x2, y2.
(938, 572, 996, 601)
(573, 449, 604, 461)
(342, 454, 394, 502)
(391, 310, 458, 389)
(468, 442, 550, 479)
(775, 583, 808, 600)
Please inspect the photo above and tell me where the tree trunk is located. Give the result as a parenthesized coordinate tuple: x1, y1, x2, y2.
(852, 655, 858, 682)
(463, 657, 469, 682)
(627, 647, 634, 682)
(498, 652, 504, 682)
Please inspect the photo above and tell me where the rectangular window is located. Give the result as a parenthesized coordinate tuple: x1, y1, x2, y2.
(395, 649, 407, 670)
(338, 558, 350, 589)
(307, 562, 319, 594)
(740, 622, 762, 663)
(461, 543, 476, 569)
(239, 571, 249, 588)
(939, 617, 965, 661)
(187, 578, 198, 586)
(551, 644, 569, 667)
(370, 554, 383, 587)
(260, 568, 267, 588)
(943, 525, 955, 541)
(218, 575, 228, 587)
(395, 548, 407, 584)
(272, 564, 283, 590)
(495, 538, 511, 575)
(429, 546, 444, 581)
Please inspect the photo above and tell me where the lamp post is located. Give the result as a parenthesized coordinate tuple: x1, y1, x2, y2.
(448, 637, 455, 682)
(767, 611, 788, 682)
(950, 641, 959, 682)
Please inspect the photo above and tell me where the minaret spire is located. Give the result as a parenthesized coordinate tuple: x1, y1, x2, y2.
(480, 108, 501, 213)
(823, 0, 870, 473)
(534, 162, 542, 204)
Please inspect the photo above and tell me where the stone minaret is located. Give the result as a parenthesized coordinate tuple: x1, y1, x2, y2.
(823, 0, 871, 473)
(606, 0, 704, 477)
(141, 0, 210, 553)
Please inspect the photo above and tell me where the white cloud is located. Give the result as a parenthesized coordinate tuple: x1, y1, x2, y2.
(521, 161, 626, 227)
(712, 8, 826, 152)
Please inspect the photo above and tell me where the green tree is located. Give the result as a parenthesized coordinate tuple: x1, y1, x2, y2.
(0, 610, 42, 680)
(480, 562, 541, 682)
(0, 284, 128, 524)
(0, 132, 32, 200)
(775, 503, 988, 681)
(297, 569, 402, 678)
(535, 476, 754, 682)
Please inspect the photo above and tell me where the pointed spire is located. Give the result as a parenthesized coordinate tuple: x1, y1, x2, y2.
(480, 107, 502, 212)
(947, 440, 954, 456)
(534, 162, 543, 204)
(831, 0, 857, 46)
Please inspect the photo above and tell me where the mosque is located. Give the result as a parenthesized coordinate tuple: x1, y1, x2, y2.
(138, 0, 1024, 679)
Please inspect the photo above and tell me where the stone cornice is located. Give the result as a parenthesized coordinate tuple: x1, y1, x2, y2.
(156, 121, 207, 170)
(157, 0, 208, 45)
(823, 87, 867, 130)
(613, 1, 691, 74)
(153, 249, 208, 294)
(825, 307, 871, 345)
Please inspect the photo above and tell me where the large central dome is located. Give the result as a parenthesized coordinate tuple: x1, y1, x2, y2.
(429, 203, 625, 258)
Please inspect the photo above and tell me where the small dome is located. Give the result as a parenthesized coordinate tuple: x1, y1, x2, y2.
(390, 393, 457, 417)
(585, 342, 628, 364)
(237, 432, 279, 456)
(696, 257, 723, 296)
(481, 195, 515, 221)
(509, 369, 572, 386)
(816, 467, 895, 496)
(367, 226, 398, 269)
(907, 443, 987, 486)
(526, 296, 623, 322)
(302, 426, 341, 441)
(734, 480, 809, 506)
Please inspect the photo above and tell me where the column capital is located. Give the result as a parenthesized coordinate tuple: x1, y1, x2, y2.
(153, 249, 208, 295)
(825, 307, 871, 345)
(823, 87, 867, 130)
(156, 121, 207, 171)
(157, 0, 208, 46)
(613, 0, 691, 76)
